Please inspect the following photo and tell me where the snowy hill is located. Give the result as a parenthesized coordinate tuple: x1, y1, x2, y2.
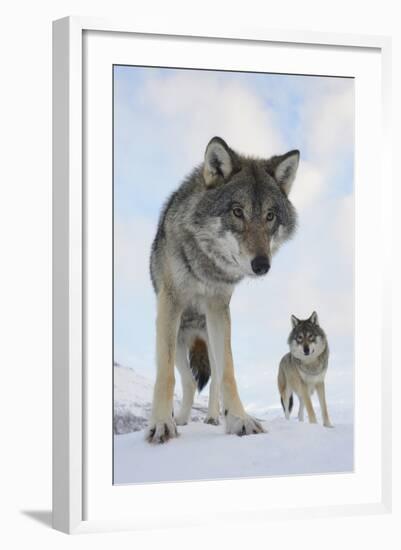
(113, 363, 209, 434)
(114, 363, 353, 483)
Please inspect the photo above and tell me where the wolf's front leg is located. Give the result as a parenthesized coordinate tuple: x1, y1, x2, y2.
(316, 382, 333, 428)
(299, 384, 317, 424)
(146, 288, 181, 443)
(206, 300, 265, 436)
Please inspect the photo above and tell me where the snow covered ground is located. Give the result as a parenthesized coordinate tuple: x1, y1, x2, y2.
(114, 364, 354, 484)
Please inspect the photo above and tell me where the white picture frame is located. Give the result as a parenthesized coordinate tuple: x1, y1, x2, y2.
(52, 16, 392, 534)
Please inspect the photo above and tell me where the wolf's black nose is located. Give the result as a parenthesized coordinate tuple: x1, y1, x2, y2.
(251, 256, 270, 275)
(304, 346, 310, 355)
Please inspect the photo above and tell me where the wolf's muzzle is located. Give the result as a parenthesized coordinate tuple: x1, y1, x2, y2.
(251, 256, 270, 276)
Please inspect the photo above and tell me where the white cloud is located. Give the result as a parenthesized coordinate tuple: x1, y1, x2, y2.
(140, 71, 284, 169)
(302, 83, 354, 164)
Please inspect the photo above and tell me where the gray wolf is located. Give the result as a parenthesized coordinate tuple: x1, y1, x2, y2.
(277, 312, 333, 427)
(146, 136, 300, 443)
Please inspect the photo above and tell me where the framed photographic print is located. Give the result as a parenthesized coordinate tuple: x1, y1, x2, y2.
(52, 17, 392, 533)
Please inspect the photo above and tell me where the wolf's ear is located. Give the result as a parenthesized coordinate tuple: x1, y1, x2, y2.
(309, 311, 319, 325)
(203, 137, 239, 187)
(291, 315, 300, 328)
(272, 150, 300, 196)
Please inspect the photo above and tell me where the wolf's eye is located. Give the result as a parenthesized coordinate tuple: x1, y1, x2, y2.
(232, 207, 244, 218)
(266, 210, 275, 222)
(308, 334, 315, 342)
(296, 334, 303, 343)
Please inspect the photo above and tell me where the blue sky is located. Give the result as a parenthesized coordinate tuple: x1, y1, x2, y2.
(113, 66, 354, 410)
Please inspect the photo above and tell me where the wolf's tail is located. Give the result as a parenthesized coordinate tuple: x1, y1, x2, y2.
(189, 338, 211, 392)
(280, 394, 294, 413)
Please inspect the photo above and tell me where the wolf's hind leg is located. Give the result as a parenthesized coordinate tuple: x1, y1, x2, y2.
(146, 288, 182, 444)
(281, 390, 293, 420)
(278, 367, 292, 420)
(298, 396, 305, 422)
(175, 342, 196, 426)
(205, 352, 220, 425)
(299, 384, 317, 424)
(206, 299, 264, 436)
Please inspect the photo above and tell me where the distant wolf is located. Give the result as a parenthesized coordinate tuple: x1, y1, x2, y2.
(146, 136, 300, 443)
(277, 312, 333, 427)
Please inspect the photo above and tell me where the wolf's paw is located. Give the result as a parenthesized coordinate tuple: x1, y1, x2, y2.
(225, 413, 265, 436)
(145, 419, 178, 444)
(204, 416, 220, 426)
(324, 421, 334, 428)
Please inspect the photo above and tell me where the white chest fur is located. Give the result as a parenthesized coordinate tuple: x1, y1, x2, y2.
(297, 365, 327, 387)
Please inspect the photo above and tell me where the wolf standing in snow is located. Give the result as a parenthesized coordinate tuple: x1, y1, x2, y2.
(278, 312, 333, 427)
(146, 137, 300, 443)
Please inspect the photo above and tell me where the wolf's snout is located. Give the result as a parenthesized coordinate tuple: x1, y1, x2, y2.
(251, 256, 270, 275)
(303, 346, 310, 355)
